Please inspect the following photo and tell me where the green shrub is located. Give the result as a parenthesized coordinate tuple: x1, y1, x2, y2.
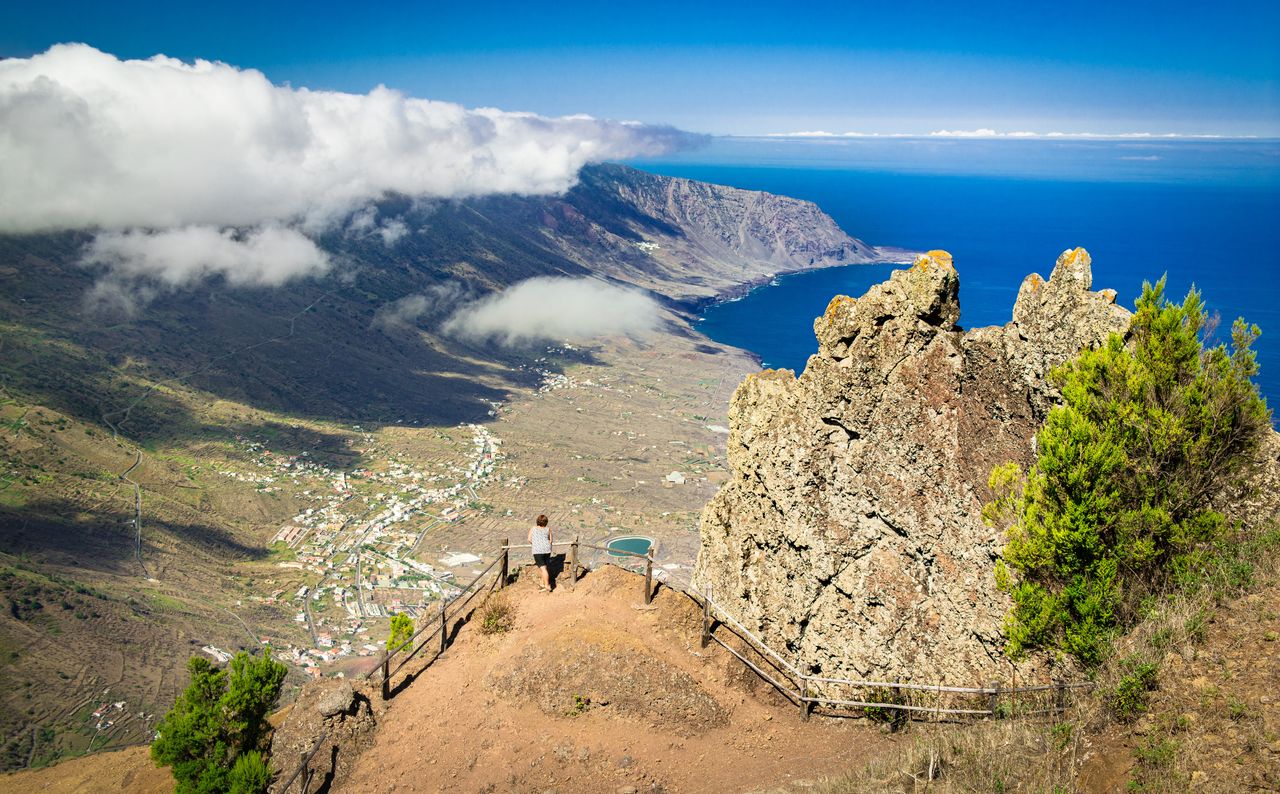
(986, 280, 1270, 665)
(1133, 736, 1177, 769)
(228, 750, 272, 794)
(1107, 656, 1159, 722)
(862, 687, 909, 729)
(386, 612, 414, 653)
(1051, 721, 1074, 750)
(150, 651, 287, 794)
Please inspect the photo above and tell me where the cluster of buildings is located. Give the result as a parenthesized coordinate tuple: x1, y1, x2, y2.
(225, 423, 507, 678)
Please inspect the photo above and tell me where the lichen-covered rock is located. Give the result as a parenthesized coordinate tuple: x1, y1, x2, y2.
(315, 680, 355, 718)
(269, 677, 379, 791)
(694, 248, 1132, 685)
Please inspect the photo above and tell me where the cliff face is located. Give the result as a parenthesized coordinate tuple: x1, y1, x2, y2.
(693, 248, 1131, 684)
(579, 164, 880, 283)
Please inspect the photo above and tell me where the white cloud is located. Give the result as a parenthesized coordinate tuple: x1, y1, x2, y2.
(373, 283, 470, 331)
(377, 219, 409, 246)
(441, 277, 660, 346)
(81, 225, 330, 286)
(929, 129, 999, 137)
(346, 205, 410, 247)
(0, 44, 699, 287)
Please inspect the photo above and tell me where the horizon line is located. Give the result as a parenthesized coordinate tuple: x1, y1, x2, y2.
(743, 130, 1272, 141)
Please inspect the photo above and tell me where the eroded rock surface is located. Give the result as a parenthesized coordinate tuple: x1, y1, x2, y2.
(269, 677, 379, 791)
(693, 248, 1131, 684)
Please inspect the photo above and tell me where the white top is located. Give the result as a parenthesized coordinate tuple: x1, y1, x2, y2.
(530, 525, 552, 555)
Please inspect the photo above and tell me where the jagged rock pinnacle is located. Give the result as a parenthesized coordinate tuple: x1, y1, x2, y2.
(695, 247, 1131, 684)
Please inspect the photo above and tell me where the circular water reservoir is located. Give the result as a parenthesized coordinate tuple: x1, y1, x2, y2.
(605, 536, 654, 558)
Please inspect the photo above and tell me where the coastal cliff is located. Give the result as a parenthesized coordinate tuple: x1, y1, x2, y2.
(693, 248, 1131, 683)
(576, 164, 880, 286)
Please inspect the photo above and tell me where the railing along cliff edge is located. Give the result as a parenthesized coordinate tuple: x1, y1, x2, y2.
(277, 540, 1080, 790)
(689, 580, 1092, 722)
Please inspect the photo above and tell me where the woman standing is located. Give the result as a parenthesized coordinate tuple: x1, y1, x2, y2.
(528, 514, 553, 592)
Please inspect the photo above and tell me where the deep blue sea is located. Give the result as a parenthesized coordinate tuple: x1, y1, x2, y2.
(629, 137, 1280, 415)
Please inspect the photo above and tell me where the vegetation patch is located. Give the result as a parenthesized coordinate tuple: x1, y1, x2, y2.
(986, 280, 1270, 665)
(861, 686, 909, 730)
(1106, 656, 1159, 723)
(478, 591, 515, 635)
(151, 651, 287, 794)
(386, 612, 414, 652)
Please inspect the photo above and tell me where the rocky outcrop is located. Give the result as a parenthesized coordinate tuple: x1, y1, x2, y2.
(268, 677, 379, 792)
(693, 248, 1131, 684)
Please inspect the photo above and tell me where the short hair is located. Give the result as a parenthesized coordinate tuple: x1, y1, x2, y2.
(536, 514, 548, 527)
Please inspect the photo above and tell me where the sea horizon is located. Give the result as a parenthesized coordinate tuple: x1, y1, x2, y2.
(630, 137, 1280, 414)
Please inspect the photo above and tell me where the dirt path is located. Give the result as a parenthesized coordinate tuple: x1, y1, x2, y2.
(339, 565, 894, 793)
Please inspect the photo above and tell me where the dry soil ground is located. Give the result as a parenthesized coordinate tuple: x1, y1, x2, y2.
(337, 564, 893, 793)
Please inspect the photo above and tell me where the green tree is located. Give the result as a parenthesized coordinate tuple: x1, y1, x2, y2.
(986, 279, 1270, 665)
(386, 612, 414, 653)
(151, 651, 287, 794)
(228, 751, 272, 793)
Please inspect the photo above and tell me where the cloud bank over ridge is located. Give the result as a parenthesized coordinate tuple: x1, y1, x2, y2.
(83, 225, 331, 287)
(442, 278, 661, 346)
(0, 44, 699, 286)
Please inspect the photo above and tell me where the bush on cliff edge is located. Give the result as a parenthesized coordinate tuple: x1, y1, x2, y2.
(151, 651, 287, 794)
(986, 278, 1270, 665)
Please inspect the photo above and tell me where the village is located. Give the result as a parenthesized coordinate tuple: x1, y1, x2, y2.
(205, 421, 510, 678)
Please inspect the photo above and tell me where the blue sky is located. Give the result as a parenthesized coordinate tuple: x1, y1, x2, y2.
(4, 0, 1278, 136)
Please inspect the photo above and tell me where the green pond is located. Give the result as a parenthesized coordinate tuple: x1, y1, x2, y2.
(605, 536, 653, 557)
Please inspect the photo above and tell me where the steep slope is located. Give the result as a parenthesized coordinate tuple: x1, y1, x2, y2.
(0, 165, 884, 429)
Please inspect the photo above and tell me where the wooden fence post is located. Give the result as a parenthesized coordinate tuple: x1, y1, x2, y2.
(700, 590, 711, 649)
(298, 750, 310, 794)
(988, 681, 1001, 718)
(1055, 679, 1066, 713)
(569, 536, 579, 591)
(438, 599, 447, 655)
(799, 660, 812, 721)
(499, 539, 509, 589)
(380, 655, 390, 700)
(644, 549, 654, 605)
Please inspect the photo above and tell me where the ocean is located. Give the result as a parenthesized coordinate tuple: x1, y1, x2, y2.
(629, 137, 1280, 413)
